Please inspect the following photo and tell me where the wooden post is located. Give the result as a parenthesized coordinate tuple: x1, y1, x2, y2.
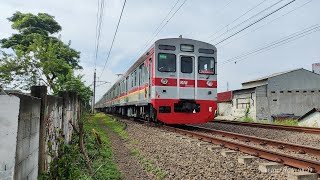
(31, 86, 47, 174)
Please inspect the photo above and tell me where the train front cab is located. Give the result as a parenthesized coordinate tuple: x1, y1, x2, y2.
(151, 38, 217, 124)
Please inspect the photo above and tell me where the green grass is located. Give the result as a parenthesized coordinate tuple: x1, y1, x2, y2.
(83, 114, 122, 179)
(272, 119, 299, 126)
(241, 116, 254, 123)
(95, 113, 128, 140)
(41, 114, 122, 179)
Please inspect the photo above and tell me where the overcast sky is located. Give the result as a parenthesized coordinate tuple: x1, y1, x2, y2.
(1, 0, 319, 100)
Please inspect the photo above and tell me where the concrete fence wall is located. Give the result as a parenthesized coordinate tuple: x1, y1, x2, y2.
(0, 95, 20, 180)
(14, 94, 41, 180)
(0, 86, 84, 180)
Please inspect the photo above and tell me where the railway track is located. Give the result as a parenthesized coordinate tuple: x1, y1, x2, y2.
(211, 119, 320, 134)
(163, 125, 320, 174)
(111, 115, 320, 174)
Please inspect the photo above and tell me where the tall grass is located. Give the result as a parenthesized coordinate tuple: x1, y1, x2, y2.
(273, 119, 299, 126)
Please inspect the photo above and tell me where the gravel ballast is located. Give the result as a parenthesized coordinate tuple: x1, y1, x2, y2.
(197, 122, 320, 148)
(119, 119, 306, 179)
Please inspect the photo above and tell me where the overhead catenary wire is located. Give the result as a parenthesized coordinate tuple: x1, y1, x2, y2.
(220, 24, 320, 65)
(189, 0, 234, 39)
(99, 0, 127, 78)
(211, 0, 287, 43)
(137, 0, 181, 55)
(94, 0, 106, 70)
(233, 27, 320, 64)
(218, 0, 313, 48)
(223, 24, 319, 63)
(132, 0, 188, 63)
(215, 0, 297, 45)
(207, 0, 268, 40)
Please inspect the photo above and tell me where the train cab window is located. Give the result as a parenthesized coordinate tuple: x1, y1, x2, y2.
(198, 48, 214, 54)
(198, 57, 214, 74)
(158, 53, 176, 72)
(159, 44, 176, 51)
(181, 56, 193, 73)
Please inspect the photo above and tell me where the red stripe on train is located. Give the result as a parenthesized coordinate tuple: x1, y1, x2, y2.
(153, 78, 217, 88)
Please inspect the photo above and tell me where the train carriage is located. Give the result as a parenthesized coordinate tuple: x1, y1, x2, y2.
(96, 38, 217, 124)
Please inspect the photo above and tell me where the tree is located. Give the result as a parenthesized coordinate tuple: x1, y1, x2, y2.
(61, 74, 92, 105)
(0, 12, 91, 104)
(0, 12, 81, 90)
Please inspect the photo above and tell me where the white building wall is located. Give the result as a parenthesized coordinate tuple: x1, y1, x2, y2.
(255, 85, 270, 120)
(299, 112, 320, 128)
(231, 92, 256, 119)
(268, 90, 320, 117)
(0, 95, 20, 180)
(218, 102, 232, 116)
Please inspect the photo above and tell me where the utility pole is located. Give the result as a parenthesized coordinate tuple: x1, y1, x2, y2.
(92, 69, 96, 113)
(227, 82, 229, 91)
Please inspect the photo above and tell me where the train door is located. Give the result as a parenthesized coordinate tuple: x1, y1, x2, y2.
(178, 55, 195, 99)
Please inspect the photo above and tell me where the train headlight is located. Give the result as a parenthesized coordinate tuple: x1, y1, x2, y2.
(206, 80, 213, 87)
(161, 78, 168, 85)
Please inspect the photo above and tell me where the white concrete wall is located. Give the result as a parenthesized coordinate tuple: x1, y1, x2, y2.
(218, 102, 232, 116)
(231, 92, 256, 119)
(299, 112, 320, 128)
(14, 94, 41, 180)
(0, 95, 20, 180)
(255, 85, 270, 121)
(268, 90, 320, 117)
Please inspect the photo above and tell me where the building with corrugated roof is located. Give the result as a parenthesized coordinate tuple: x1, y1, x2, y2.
(217, 68, 320, 121)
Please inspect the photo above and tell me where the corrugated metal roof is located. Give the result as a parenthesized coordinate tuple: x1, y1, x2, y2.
(242, 68, 303, 84)
(298, 108, 320, 120)
(217, 91, 232, 102)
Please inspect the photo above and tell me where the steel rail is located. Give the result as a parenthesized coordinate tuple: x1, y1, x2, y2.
(188, 125, 320, 157)
(212, 120, 320, 134)
(164, 126, 320, 173)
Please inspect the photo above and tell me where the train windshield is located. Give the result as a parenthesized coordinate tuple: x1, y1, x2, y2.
(181, 56, 193, 73)
(158, 53, 176, 72)
(198, 57, 214, 74)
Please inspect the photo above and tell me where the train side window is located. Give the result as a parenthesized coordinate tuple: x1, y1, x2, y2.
(181, 56, 193, 73)
(158, 53, 176, 72)
(144, 61, 148, 83)
(131, 73, 134, 88)
(139, 63, 144, 85)
(198, 57, 214, 74)
(134, 70, 137, 87)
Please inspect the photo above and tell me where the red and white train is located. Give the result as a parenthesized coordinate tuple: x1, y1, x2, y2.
(95, 38, 217, 124)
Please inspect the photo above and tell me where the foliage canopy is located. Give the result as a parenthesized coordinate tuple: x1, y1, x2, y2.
(0, 11, 91, 104)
